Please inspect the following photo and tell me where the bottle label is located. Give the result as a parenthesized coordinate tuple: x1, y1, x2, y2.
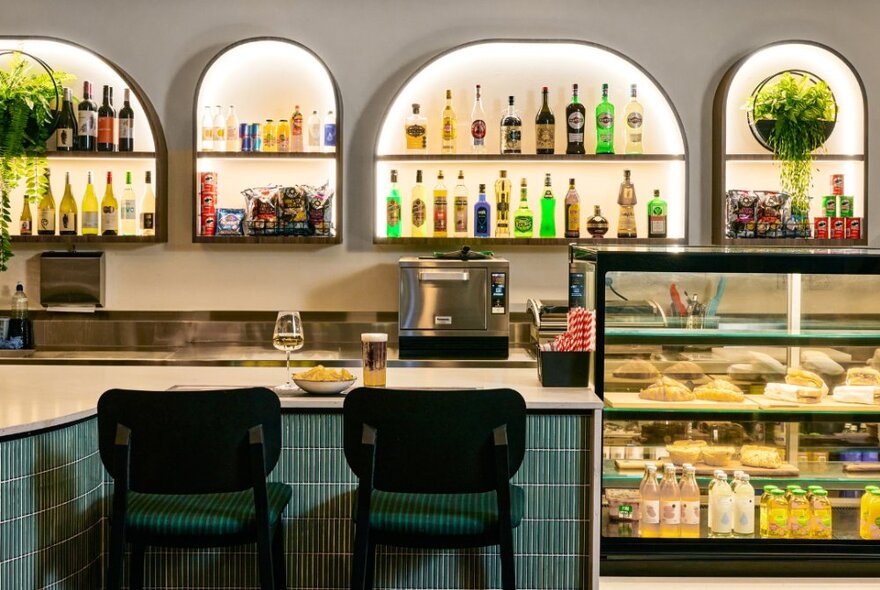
(119, 119, 134, 140)
(502, 126, 521, 152)
(566, 203, 580, 232)
(78, 111, 97, 138)
(711, 496, 734, 532)
(514, 214, 533, 234)
(39, 208, 55, 231)
(202, 127, 213, 142)
(475, 207, 489, 235)
(20, 219, 32, 235)
(97, 116, 114, 144)
(60, 211, 77, 233)
(406, 124, 426, 150)
(681, 500, 700, 525)
(650, 217, 667, 237)
(102, 206, 118, 231)
(627, 112, 643, 129)
(567, 111, 585, 142)
(213, 126, 226, 142)
(55, 127, 74, 149)
(536, 124, 555, 150)
(734, 496, 755, 533)
(140, 212, 154, 230)
(324, 123, 336, 147)
(598, 113, 614, 129)
(309, 124, 321, 146)
(442, 119, 455, 141)
(471, 120, 486, 142)
(454, 198, 468, 233)
(660, 500, 680, 525)
(412, 199, 426, 228)
(433, 195, 447, 232)
(83, 211, 99, 231)
(387, 199, 401, 228)
(122, 201, 136, 220)
(642, 500, 660, 525)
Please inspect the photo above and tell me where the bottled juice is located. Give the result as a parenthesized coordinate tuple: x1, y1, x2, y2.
(767, 489, 789, 538)
(640, 464, 660, 538)
(759, 485, 779, 537)
(860, 485, 879, 539)
(785, 485, 802, 503)
(638, 463, 657, 503)
(262, 119, 277, 152)
(710, 472, 733, 537)
(867, 489, 880, 540)
(806, 485, 823, 503)
(789, 489, 811, 539)
(731, 470, 745, 492)
(659, 463, 681, 538)
(707, 470, 724, 534)
(679, 464, 700, 538)
(733, 473, 755, 536)
(810, 489, 832, 539)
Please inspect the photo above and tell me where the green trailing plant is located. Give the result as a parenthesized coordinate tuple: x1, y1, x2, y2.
(0, 52, 73, 271)
(746, 72, 836, 217)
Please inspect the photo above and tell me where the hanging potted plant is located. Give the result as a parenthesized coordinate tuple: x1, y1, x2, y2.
(0, 51, 73, 271)
(744, 70, 837, 234)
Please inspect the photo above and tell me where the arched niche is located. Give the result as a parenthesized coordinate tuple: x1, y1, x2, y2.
(193, 37, 342, 244)
(713, 40, 867, 245)
(374, 39, 688, 244)
(0, 36, 168, 242)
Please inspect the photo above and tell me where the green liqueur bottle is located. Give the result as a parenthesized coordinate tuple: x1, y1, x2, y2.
(596, 83, 615, 154)
(386, 169, 401, 237)
(513, 178, 533, 238)
(647, 188, 668, 238)
(539, 173, 556, 238)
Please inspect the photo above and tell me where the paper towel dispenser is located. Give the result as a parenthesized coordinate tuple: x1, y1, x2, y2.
(40, 251, 105, 308)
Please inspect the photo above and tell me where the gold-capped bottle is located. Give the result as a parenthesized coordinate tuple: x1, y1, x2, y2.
(81, 171, 99, 235)
(101, 171, 119, 236)
(441, 90, 456, 154)
(494, 170, 511, 237)
(433, 170, 448, 237)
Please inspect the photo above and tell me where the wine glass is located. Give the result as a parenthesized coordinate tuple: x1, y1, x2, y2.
(272, 311, 304, 393)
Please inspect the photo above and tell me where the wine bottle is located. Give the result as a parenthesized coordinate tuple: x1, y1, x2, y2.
(500, 96, 522, 154)
(97, 85, 116, 152)
(77, 81, 98, 151)
(37, 171, 56, 235)
(55, 87, 77, 152)
(433, 170, 447, 237)
(19, 193, 33, 236)
(535, 86, 555, 154)
(565, 84, 586, 155)
(82, 171, 99, 235)
(386, 169, 401, 238)
(101, 171, 119, 236)
(411, 170, 427, 237)
(59, 172, 78, 235)
(118, 88, 134, 152)
(120, 171, 137, 236)
(139, 171, 156, 236)
(596, 83, 615, 155)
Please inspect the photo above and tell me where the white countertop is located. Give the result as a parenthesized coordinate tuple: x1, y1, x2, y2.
(0, 365, 600, 438)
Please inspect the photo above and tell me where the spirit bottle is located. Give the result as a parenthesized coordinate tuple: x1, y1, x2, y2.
(500, 96, 522, 154)
(474, 184, 491, 238)
(453, 170, 468, 236)
(617, 169, 637, 238)
(647, 189, 668, 238)
(539, 173, 556, 238)
(596, 83, 615, 154)
(411, 170, 427, 237)
(566, 84, 586, 155)
(564, 178, 580, 239)
(386, 169, 402, 238)
(405, 103, 427, 152)
(535, 86, 555, 154)
(586, 205, 609, 238)
(470, 85, 486, 153)
(441, 90, 456, 153)
(513, 178, 533, 238)
(494, 170, 511, 236)
(624, 84, 644, 154)
(433, 170, 448, 237)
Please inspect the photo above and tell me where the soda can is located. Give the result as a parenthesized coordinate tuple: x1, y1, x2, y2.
(830, 217, 845, 239)
(240, 123, 251, 152)
(821, 196, 837, 218)
(814, 217, 829, 239)
(201, 213, 216, 236)
(839, 194, 854, 218)
(846, 217, 861, 240)
(250, 123, 262, 152)
(831, 174, 845, 196)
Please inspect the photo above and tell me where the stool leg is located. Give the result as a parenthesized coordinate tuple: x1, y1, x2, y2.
(499, 525, 516, 590)
(350, 523, 370, 590)
(272, 522, 287, 590)
(256, 518, 275, 590)
(106, 518, 126, 590)
(365, 541, 377, 590)
(130, 543, 146, 590)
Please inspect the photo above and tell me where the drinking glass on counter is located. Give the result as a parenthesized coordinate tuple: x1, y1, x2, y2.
(273, 311, 304, 393)
(361, 333, 387, 387)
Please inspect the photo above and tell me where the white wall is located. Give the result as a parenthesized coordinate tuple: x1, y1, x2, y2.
(0, 0, 876, 311)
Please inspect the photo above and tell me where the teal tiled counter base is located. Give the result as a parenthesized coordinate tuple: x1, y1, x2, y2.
(0, 413, 594, 589)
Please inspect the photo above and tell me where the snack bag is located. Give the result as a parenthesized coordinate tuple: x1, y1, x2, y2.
(278, 185, 312, 235)
(307, 181, 335, 236)
(242, 185, 280, 235)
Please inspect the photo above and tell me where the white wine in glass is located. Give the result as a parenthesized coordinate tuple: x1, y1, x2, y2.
(273, 311, 304, 393)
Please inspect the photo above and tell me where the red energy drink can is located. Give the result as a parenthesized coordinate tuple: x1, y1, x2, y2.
(830, 217, 845, 239)
(831, 174, 845, 196)
(845, 217, 861, 240)
(814, 217, 829, 239)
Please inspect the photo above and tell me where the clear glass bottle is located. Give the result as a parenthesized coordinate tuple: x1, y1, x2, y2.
(640, 464, 660, 538)
(101, 171, 118, 236)
(759, 485, 779, 537)
(679, 464, 700, 538)
(323, 110, 336, 152)
(432, 170, 447, 237)
(453, 170, 468, 236)
(595, 83, 615, 154)
(513, 178, 533, 238)
(733, 473, 755, 537)
(494, 170, 511, 236)
(225, 105, 240, 151)
(624, 83, 644, 154)
(262, 119, 277, 153)
(586, 205, 609, 238)
(411, 170, 427, 237)
(291, 105, 304, 152)
(564, 178, 580, 239)
(120, 171, 137, 236)
(709, 471, 733, 537)
(767, 489, 789, 539)
(647, 189, 668, 238)
(37, 170, 56, 236)
(212, 105, 225, 152)
(535, 86, 555, 154)
(617, 169, 638, 238)
(276, 119, 291, 152)
(659, 463, 681, 538)
(473, 183, 491, 238)
(470, 85, 486, 153)
(810, 489, 832, 539)
(860, 485, 879, 539)
(441, 89, 456, 154)
(308, 110, 322, 151)
(405, 103, 427, 152)
(201, 105, 213, 151)
(386, 169, 401, 238)
(500, 96, 522, 154)
(539, 173, 556, 238)
(788, 489, 811, 539)
(707, 470, 723, 535)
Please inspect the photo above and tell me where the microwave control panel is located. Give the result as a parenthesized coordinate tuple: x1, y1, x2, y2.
(490, 272, 507, 314)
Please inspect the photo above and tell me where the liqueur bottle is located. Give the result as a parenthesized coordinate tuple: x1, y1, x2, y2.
(564, 178, 580, 239)
(37, 171, 56, 235)
(411, 170, 427, 237)
(386, 169, 402, 238)
(494, 170, 511, 236)
(120, 171, 137, 236)
(405, 103, 427, 152)
(586, 205, 609, 238)
(101, 171, 119, 236)
(59, 172, 78, 235)
(290, 105, 304, 152)
(647, 189, 668, 238)
(473, 183, 491, 238)
(470, 85, 486, 153)
(535, 86, 555, 154)
(212, 105, 226, 152)
(441, 89, 456, 154)
(453, 170, 468, 236)
(81, 171, 99, 235)
(118, 88, 134, 152)
(513, 178, 533, 238)
(19, 193, 33, 236)
(617, 169, 637, 238)
(97, 85, 116, 152)
(624, 84, 644, 154)
(139, 171, 156, 236)
(539, 173, 556, 238)
(55, 87, 77, 152)
(433, 170, 448, 237)
(77, 81, 98, 151)
(565, 83, 586, 155)
(500, 96, 522, 154)
(595, 83, 615, 154)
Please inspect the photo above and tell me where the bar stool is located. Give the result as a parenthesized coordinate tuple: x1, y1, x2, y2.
(343, 387, 527, 590)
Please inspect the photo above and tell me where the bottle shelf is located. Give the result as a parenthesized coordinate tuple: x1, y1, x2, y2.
(725, 154, 865, 162)
(12, 235, 160, 244)
(197, 151, 336, 160)
(606, 326, 880, 346)
(44, 151, 157, 160)
(717, 238, 867, 247)
(373, 237, 683, 246)
(193, 235, 340, 245)
(377, 153, 685, 163)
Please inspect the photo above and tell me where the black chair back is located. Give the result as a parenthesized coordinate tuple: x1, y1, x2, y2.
(343, 388, 526, 494)
(98, 387, 281, 494)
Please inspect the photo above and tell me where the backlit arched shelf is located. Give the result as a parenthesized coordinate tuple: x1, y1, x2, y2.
(1, 36, 167, 243)
(713, 40, 867, 246)
(193, 37, 342, 244)
(374, 39, 688, 245)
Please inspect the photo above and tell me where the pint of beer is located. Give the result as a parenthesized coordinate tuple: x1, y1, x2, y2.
(361, 333, 388, 387)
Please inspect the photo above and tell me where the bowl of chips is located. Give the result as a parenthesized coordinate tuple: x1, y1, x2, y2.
(292, 365, 357, 395)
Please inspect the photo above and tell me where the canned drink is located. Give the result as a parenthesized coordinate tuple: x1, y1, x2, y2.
(839, 194, 854, 217)
(201, 213, 216, 236)
(846, 217, 861, 240)
(814, 217, 829, 239)
(250, 123, 262, 152)
(831, 174, 845, 196)
(821, 196, 837, 218)
(830, 217, 845, 239)
(240, 123, 251, 152)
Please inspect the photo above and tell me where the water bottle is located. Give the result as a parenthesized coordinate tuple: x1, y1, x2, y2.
(8, 283, 33, 348)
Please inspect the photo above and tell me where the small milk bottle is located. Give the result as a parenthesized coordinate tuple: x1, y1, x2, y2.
(733, 473, 755, 536)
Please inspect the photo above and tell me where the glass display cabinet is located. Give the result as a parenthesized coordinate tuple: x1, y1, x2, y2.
(588, 246, 880, 577)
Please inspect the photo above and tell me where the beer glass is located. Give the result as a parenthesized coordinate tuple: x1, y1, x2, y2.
(361, 333, 387, 387)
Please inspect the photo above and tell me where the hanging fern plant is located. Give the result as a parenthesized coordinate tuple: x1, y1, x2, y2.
(0, 51, 73, 271)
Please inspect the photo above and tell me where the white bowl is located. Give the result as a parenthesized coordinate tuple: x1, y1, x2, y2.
(292, 378, 357, 395)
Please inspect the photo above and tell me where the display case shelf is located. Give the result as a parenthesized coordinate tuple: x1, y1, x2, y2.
(44, 151, 157, 160)
(606, 327, 880, 346)
(196, 151, 335, 160)
(13, 235, 158, 244)
(725, 153, 865, 162)
(377, 154, 685, 162)
(192, 235, 336, 245)
(375, 237, 683, 246)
